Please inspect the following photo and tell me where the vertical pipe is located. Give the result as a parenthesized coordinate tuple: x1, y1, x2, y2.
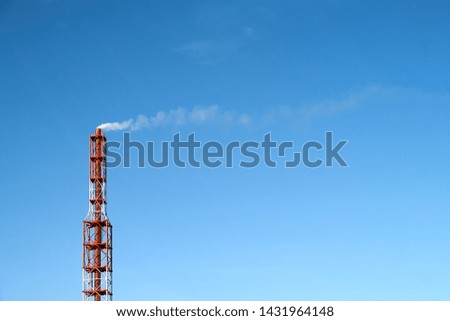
(83, 127, 112, 301)
(94, 128, 102, 301)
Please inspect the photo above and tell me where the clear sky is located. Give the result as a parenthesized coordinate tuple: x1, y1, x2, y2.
(1, 0, 450, 300)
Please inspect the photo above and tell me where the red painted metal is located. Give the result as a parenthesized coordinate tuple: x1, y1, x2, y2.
(82, 128, 113, 301)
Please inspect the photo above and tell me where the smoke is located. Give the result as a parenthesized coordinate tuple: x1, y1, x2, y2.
(97, 119, 133, 131)
(263, 85, 380, 127)
(97, 105, 251, 132)
(97, 86, 378, 132)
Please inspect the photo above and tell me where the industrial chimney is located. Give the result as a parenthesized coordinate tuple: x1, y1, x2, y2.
(82, 128, 113, 301)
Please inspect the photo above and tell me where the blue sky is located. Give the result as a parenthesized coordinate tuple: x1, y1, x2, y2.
(1, 0, 450, 300)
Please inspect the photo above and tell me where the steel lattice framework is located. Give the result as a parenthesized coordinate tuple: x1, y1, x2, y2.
(82, 128, 113, 301)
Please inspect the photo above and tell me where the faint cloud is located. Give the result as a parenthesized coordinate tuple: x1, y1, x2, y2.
(175, 26, 258, 64)
(175, 40, 239, 65)
(264, 85, 381, 128)
(239, 114, 251, 125)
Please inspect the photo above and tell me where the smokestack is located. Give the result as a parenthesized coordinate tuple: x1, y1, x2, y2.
(82, 128, 113, 301)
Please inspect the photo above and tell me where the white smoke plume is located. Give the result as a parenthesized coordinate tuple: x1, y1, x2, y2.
(97, 119, 133, 131)
(97, 87, 377, 132)
(97, 105, 251, 132)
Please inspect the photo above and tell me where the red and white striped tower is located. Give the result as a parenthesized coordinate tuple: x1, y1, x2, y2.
(82, 128, 113, 301)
